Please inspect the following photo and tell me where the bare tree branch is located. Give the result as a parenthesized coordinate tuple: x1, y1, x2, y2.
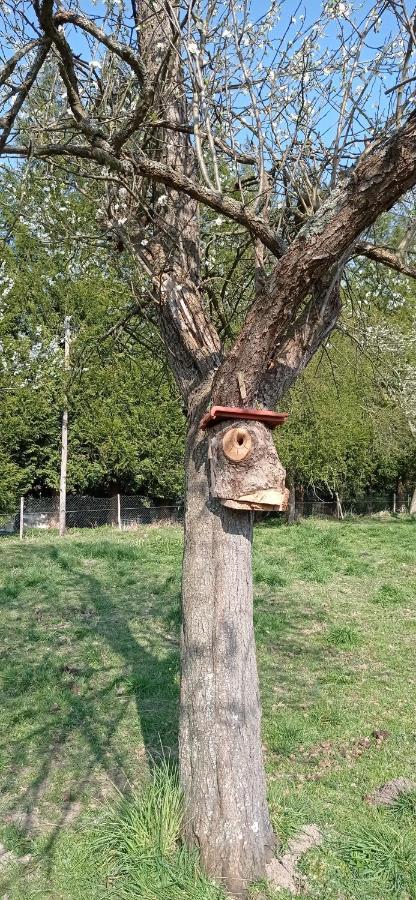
(1, 0, 416, 408)
(54, 9, 145, 84)
(212, 111, 416, 406)
(35, 1, 108, 144)
(386, 74, 416, 95)
(0, 40, 51, 153)
(355, 241, 416, 278)
(143, 120, 257, 164)
(2, 142, 286, 255)
(0, 38, 41, 88)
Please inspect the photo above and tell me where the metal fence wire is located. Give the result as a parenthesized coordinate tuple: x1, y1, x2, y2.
(0, 492, 412, 537)
(290, 494, 411, 518)
(0, 494, 183, 536)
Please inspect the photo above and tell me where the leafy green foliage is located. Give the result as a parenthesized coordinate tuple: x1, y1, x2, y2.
(0, 170, 415, 509)
(277, 217, 416, 503)
(0, 450, 27, 509)
(0, 170, 185, 505)
(278, 329, 415, 501)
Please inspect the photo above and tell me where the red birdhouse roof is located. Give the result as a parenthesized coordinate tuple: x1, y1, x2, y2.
(200, 406, 288, 430)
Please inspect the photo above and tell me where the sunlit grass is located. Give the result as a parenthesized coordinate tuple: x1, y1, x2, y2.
(95, 761, 225, 899)
(0, 517, 415, 898)
(335, 816, 416, 898)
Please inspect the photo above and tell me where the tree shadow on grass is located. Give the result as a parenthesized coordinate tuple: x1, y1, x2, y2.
(0, 539, 180, 886)
(0, 522, 377, 894)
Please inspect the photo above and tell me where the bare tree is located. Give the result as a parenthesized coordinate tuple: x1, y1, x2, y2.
(1, 0, 416, 893)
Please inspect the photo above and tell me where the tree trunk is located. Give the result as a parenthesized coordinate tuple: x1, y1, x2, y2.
(179, 417, 275, 897)
(410, 486, 416, 516)
(287, 476, 296, 524)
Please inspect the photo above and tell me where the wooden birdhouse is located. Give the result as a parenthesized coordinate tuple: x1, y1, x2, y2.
(201, 406, 289, 512)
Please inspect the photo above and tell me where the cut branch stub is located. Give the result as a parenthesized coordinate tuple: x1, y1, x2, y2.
(209, 420, 289, 511)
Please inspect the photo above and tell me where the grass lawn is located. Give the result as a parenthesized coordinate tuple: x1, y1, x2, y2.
(0, 517, 415, 898)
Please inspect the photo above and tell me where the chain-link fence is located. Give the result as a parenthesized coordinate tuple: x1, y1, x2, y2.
(0, 491, 412, 538)
(0, 510, 19, 536)
(289, 493, 412, 519)
(0, 494, 183, 537)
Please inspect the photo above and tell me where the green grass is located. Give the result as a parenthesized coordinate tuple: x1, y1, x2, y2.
(335, 816, 416, 898)
(0, 517, 415, 898)
(95, 761, 225, 899)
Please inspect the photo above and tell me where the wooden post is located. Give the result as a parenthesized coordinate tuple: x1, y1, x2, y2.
(335, 492, 344, 520)
(117, 493, 122, 530)
(19, 496, 24, 540)
(396, 478, 406, 513)
(59, 316, 71, 537)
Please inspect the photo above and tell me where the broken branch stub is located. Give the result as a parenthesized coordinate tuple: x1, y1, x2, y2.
(209, 420, 289, 511)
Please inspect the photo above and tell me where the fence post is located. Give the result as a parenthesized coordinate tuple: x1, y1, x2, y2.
(19, 496, 24, 540)
(117, 494, 122, 531)
(59, 316, 71, 536)
(335, 492, 344, 520)
(393, 492, 396, 514)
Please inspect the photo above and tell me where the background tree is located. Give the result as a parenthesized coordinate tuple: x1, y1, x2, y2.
(0, 169, 185, 503)
(2, 176, 415, 510)
(346, 210, 416, 509)
(1, 1, 416, 894)
(279, 330, 416, 509)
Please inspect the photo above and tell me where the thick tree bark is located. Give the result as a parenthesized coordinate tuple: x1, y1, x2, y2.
(179, 408, 275, 897)
(212, 114, 416, 407)
(409, 486, 416, 516)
